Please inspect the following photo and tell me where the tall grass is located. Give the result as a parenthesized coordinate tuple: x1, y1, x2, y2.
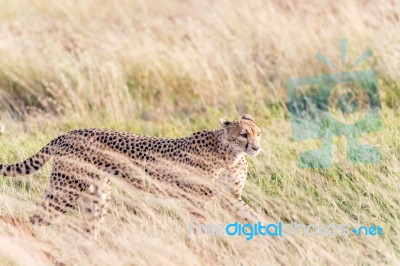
(0, 0, 399, 265)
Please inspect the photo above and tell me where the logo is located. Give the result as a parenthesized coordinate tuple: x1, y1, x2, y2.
(187, 220, 384, 241)
(286, 39, 381, 168)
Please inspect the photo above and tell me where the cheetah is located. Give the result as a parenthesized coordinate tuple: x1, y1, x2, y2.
(0, 114, 262, 237)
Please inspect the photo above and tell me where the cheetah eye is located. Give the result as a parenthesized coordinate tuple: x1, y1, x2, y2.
(240, 133, 248, 138)
(257, 132, 262, 137)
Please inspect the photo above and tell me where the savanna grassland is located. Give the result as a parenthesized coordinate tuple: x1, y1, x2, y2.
(0, 0, 400, 265)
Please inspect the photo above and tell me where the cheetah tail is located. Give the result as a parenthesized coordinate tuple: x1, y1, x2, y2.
(0, 146, 52, 177)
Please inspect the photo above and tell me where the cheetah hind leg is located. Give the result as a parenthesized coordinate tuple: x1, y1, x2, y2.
(81, 178, 111, 238)
(29, 170, 84, 226)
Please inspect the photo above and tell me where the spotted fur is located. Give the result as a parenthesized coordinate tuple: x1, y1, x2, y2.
(1, 114, 262, 237)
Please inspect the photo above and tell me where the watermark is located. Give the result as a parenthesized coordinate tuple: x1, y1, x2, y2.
(286, 39, 381, 168)
(188, 220, 384, 241)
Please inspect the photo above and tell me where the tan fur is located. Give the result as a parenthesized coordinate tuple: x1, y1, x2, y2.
(0, 114, 262, 237)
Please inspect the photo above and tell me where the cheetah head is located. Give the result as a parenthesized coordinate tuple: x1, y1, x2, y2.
(220, 114, 262, 156)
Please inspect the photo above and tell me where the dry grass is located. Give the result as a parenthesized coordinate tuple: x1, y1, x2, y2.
(0, 0, 400, 265)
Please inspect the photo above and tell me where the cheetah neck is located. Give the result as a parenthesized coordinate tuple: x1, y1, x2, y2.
(213, 129, 245, 167)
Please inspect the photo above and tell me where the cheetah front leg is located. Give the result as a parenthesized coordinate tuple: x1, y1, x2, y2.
(81, 178, 111, 238)
(217, 158, 263, 224)
(219, 196, 262, 224)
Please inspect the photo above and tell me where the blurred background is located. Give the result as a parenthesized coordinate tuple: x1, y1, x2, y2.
(0, 0, 399, 127)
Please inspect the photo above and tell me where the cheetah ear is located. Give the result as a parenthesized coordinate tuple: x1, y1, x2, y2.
(219, 118, 231, 127)
(241, 114, 254, 122)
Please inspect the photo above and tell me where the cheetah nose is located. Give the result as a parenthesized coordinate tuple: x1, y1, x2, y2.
(253, 146, 260, 151)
